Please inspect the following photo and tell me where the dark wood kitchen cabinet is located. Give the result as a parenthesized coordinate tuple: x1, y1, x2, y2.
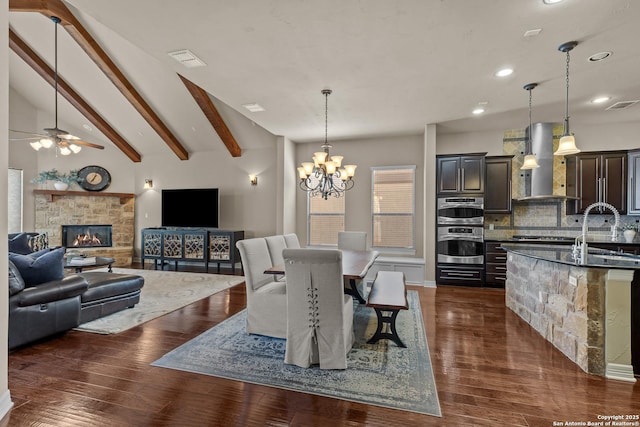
(629, 150, 640, 215)
(437, 154, 485, 194)
(484, 156, 513, 213)
(566, 151, 627, 214)
(484, 242, 507, 287)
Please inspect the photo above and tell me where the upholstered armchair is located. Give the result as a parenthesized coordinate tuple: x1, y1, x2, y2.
(236, 238, 287, 338)
(282, 248, 354, 369)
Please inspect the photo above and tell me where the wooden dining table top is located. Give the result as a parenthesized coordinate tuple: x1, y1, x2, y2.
(264, 249, 379, 280)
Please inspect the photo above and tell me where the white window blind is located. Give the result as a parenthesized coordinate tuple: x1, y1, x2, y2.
(372, 166, 415, 249)
(308, 193, 345, 246)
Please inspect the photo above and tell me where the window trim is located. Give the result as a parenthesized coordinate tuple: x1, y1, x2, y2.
(370, 165, 416, 253)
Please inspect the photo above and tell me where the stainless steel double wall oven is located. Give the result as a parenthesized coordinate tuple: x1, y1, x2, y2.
(436, 196, 485, 284)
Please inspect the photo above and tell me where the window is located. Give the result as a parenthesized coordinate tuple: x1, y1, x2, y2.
(307, 193, 345, 246)
(372, 166, 415, 249)
(8, 168, 23, 234)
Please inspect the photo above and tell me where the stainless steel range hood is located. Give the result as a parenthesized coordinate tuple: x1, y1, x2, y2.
(516, 122, 577, 201)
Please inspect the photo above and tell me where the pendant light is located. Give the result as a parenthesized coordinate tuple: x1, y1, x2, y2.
(554, 41, 581, 156)
(521, 83, 540, 170)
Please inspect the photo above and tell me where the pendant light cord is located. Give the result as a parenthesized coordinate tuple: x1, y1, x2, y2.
(528, 87, 532, 153)
(564, 49, 570, 135)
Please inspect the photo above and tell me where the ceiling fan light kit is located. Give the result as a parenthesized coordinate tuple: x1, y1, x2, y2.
(9, 16, 105, 155)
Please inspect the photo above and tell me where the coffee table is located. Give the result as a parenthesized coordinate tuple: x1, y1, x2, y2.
(64, 256, 115, 273)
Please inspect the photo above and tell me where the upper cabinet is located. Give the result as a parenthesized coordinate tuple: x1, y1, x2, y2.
(566, 151, 627, 214)
(484, 156, 513, 213)
(629, 150, 640, 215)
(437, 154, 485, 194)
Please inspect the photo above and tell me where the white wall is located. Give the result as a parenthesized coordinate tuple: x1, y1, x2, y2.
(436, 129, 505, 156)
(1, 0, 14, 419)
(8, 88, 38, 230)
(294, 134, 425, 257)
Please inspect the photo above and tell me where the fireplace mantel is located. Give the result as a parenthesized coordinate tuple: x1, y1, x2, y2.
(33, 189, 134, 204)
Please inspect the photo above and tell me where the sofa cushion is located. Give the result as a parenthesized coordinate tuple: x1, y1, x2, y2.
(8, 233, 32, 255)
(28, 232, 49, 252)
(8, 260, 25, 296)
(9, 247, 65, 287)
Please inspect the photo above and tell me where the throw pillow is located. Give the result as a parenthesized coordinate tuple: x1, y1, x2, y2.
(28, 233, 49, 252)
(8, 260, 26, 296)
(9, 247, 65, 287)
(8, 233, 32, 255)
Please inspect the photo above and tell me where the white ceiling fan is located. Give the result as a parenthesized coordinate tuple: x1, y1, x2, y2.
(9, 16, 104, 155)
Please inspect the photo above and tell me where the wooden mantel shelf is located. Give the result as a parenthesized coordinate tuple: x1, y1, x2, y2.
(34, 190, 135, 204)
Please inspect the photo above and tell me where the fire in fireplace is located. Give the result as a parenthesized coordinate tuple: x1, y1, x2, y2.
(61, 225, 113, 248)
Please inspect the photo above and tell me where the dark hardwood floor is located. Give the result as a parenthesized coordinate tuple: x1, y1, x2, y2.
(5, 265, 640, 426)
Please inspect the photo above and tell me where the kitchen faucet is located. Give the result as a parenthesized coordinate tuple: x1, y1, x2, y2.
(573, 201, 620, 264)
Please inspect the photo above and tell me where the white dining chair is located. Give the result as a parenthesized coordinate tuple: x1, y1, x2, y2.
(337, 231, 367, 251)
(282, 248, 354, 369)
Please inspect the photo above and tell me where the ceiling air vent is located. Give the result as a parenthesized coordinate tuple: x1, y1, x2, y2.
(167, 49, 207, 68)
(605, 100, 639, 111)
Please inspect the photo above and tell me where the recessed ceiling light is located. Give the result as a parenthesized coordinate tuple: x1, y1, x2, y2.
(543, 0, 564, 4)
(524, 28, 542, 38)
(591, 96, 610, 104)
(495, 68, 513, 77)
(167, 49, 207, 68)
(588, 51, 612, 62)
(472, 108, 485, 115)
(242, 103, 266, 112)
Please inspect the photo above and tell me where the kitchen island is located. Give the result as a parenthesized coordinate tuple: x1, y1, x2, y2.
(502, 244, 639, 382)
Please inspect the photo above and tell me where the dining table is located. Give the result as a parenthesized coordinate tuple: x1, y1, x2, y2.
(264, 249, 379, 303)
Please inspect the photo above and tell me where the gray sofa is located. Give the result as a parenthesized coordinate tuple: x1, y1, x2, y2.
(8, 232, 144, 349)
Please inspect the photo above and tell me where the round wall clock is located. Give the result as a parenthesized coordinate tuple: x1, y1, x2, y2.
(78, 165, 111, 191)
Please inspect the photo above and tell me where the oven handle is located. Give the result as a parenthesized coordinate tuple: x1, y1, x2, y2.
(438, 235, 483, 242)
(439, 202, 483, 209)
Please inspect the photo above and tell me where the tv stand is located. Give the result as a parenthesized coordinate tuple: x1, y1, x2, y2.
(141, 228, 244, 273)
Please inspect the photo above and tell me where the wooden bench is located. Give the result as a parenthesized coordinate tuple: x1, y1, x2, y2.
(366, 271, 409, 348)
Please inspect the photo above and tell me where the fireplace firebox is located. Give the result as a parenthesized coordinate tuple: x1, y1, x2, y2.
(62, 224, 113, 248)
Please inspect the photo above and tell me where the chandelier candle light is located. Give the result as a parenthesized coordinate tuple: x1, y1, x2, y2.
(297, 89, 356, 200)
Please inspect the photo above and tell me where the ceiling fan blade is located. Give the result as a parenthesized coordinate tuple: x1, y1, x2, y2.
(59, 133, 80, 140)
(9, 137, 41, 141)
(69, 139, 105, 150)
(9, 129, 47, 138)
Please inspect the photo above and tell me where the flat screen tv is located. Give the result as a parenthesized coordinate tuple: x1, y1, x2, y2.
(161, 188, 219, 228)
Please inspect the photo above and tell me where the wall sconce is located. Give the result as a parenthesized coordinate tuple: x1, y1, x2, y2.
(144, 179, 153, 189)
(249, 174, 258, 186)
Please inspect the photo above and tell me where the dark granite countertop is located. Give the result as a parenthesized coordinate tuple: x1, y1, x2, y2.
(486, 236, 640, 245)
(500, 243, 640, 270)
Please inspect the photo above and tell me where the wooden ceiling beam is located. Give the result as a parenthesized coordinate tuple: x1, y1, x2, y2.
(9, 0, 190, 160)
(178, 75, 242, 158)
(9, 28, 142, 162)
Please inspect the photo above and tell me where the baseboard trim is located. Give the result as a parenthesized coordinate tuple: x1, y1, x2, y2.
(0, 390, 14, 422)
(424, 280, 436, 288)
(605, 363, 637, 383)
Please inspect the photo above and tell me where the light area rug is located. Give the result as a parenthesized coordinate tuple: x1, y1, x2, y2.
(151, 290, 441, 417)
(75, 268, 245, 334)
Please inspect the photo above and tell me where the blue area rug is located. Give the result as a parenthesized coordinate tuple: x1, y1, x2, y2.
(151, 290, 441, 416)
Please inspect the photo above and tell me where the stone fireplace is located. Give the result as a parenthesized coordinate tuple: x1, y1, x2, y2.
(34, 190, 134, 266)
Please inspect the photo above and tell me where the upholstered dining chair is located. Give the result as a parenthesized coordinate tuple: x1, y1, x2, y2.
(337, 231, 367, 251)
(236, 238, 287, 338)
(283, 233, 301, 249)
(282, 249, 354, 370)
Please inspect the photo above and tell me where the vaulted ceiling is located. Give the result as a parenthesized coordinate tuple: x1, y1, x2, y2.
(8, 0, 640, 162)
